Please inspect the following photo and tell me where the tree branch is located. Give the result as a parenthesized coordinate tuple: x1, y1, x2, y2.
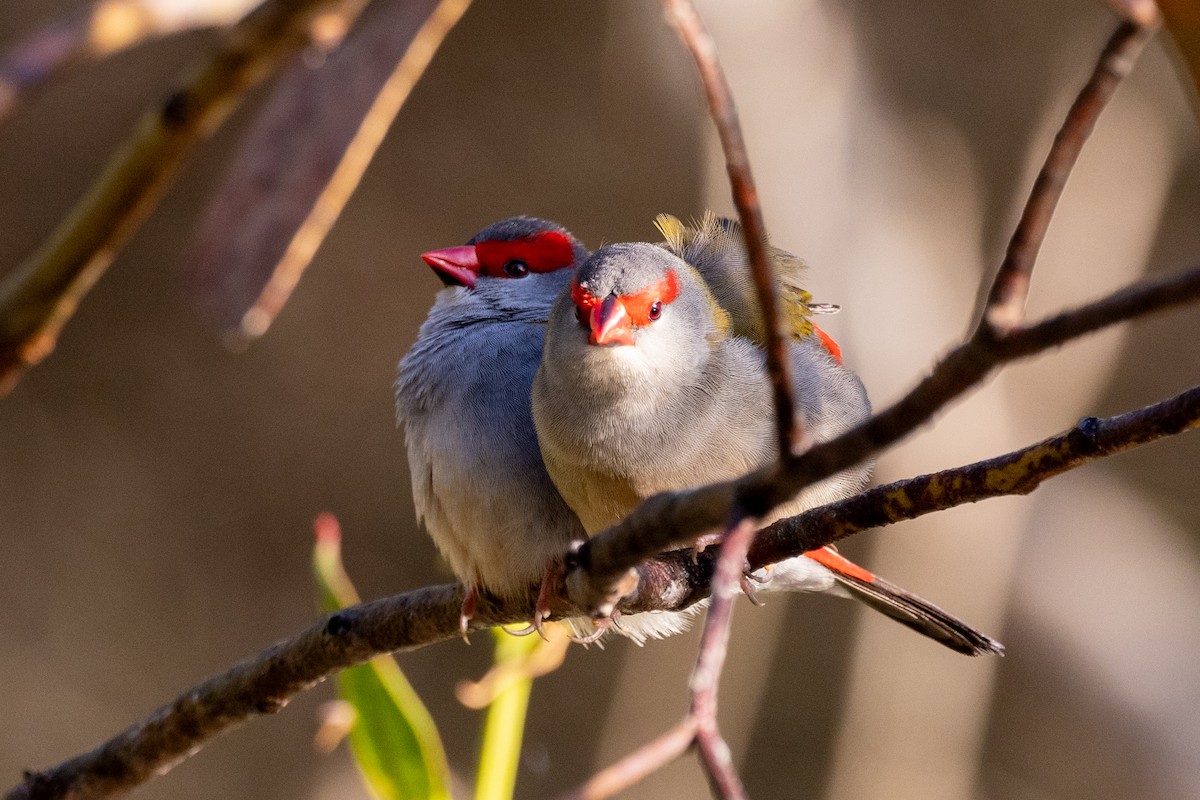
(553, 719, 698, 800)
(750, 382, 1200, 568)
(0, 0, 372, 396)
(567, 259, 1200, 616)
(565, 2, 1166, 616)
(8, 379, 1199, 800)
(0, 0, 261, 129)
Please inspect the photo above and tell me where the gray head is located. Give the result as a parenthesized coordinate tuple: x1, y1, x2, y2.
(569, 242, 727, 348)
(419, 216, 587, 293)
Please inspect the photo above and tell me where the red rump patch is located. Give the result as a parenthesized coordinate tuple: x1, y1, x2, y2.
(812, 324, 843, 366)
(572, 270, 679, 326)
(475, 231, 575, 278)
(804, 546, 876, 583)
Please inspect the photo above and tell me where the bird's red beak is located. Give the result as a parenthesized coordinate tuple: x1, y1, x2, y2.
(589, 295, 634, 346)
(421, 245, 480, 289)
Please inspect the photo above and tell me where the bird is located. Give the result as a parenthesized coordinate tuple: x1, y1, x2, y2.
(396, 216, 590, 639)
(531, 214, 1003, 654)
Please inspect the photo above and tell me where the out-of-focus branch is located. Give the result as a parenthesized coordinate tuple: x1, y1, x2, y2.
(687, 515, 754, 800)
(0, 0, 372, 396)
(8, 380, 1198, 800)
(186, 0, 472, 346)
(0, 0, 262, 128)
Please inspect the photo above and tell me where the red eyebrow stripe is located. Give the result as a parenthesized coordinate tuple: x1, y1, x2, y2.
(618, 270, 678, 326)
(475, 230, 575, 277)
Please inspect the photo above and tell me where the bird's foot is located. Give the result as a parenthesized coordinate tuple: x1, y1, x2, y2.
(568, 610, 623, 645)
(741, 571, 765, 606)
(459, 586, 478, 644)
(691, 532, 725, 562)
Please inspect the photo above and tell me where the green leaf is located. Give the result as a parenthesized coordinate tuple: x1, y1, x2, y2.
(313, 513, 452, 800)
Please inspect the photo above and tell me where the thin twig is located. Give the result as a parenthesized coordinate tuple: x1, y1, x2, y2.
(661, 0, 803, 457)
(688, 516, 757, 800)
(553, 719, 699, 800)
(8, 377, 1199, 800)
(984, 14, 1159, 333)
(0, 0, 372, 395)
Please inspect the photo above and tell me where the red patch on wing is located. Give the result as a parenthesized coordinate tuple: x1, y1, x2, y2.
(804, 546, 876, 583)
(475, 230, 575, 278)
(617, 270, 678, 326)
(812, 324, 843, 366)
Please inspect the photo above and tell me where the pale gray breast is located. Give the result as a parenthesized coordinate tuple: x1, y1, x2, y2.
(397, 295, 584, 595)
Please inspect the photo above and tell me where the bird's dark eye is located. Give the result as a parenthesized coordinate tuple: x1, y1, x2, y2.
(648, 301, 663, 321)
(502, 259, 529, 278)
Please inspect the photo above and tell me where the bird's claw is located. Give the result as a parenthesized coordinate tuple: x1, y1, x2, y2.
(741, 572, 765, 606)
(569, 611, 623, 645)
(459, 585, 478, 644)
(692, 532, 725, 562)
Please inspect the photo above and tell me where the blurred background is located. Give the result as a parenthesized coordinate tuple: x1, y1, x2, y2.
(1, 1, 1198, 798)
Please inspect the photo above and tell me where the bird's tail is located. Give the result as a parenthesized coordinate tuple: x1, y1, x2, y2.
(804, 547, 1005, 657)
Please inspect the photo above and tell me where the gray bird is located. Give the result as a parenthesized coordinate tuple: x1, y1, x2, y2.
(396, 217, 590, 637)
(532, 215, 1003, 654)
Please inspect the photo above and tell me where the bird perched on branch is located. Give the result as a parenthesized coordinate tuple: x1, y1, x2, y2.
(532, 214, 1003, 654)
(396, 216, 589, 638)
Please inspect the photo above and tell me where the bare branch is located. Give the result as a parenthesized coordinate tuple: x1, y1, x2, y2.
(8, 377, 1199, 800)
(688, 516, 755, 800)
(984, 13, 1159, 333)
(695, 725, 745, 800)
(751, 382, 1200, 568)
(661, 0, 803, 457)
(568, 259, 1200, 615)
(0, 0, 373, 396)
(553, 719, 699, 800)
(5, 583, 463, 800)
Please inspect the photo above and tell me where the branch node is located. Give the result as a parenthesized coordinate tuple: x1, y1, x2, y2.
(1071, 416, 1103, 451)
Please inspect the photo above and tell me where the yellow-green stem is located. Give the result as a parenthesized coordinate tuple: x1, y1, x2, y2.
(474, 629, 538, 800)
